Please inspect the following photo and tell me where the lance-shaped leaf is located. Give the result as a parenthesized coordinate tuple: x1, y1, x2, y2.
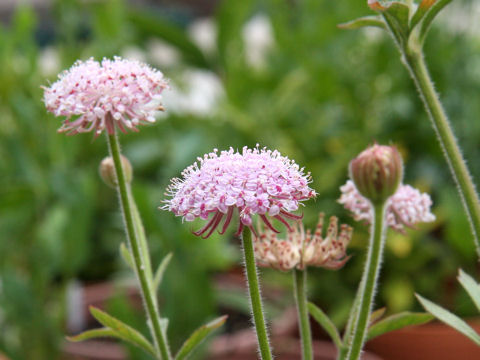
(153, 253, 173, 293)
(369, 307, 386, 326)
(416, 294, 480, 346)
(419, 0, 453, 43)
(382, 2, 410, 45)
(410, 0, 436, 30)
(67, 327, 156, 356)
(458, 269, 480, 313)
(88, 307, 157, 355)
(175, 315, 228, 360)
(366, 311, 434, 340)
(120, 242, 134, 270)
(308, 302, 343, 350)
(338, 16, 386, 30)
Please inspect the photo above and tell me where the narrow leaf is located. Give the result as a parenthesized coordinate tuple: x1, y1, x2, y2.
(419, 0, 453, 43)
(369, 307, 386, 326)
(120, 242, 134, 270)
(338, 16, 386, 30)
(410, 0, 436, 30)
(89, 307, 157, 355)
(308, 302, 343, 350)
(383, 2, 410, 39)
(153, 253, 173, 293)
(367, 312, 434, 340)
(416, 294, 480, 346)
(67, 327, 156, 356)
(458, 269, 480, 313)
(175, 315, 228, 360)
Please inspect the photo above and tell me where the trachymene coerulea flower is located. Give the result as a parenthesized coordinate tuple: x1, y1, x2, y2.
(254, 213, 352, 271)
(163, 146, 316, 237)
(43, 56, 168, 135)
(339, 180, 435, 232)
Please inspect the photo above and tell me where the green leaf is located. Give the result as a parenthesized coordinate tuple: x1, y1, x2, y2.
(88, 307, 157, 356)
(67, 327, 156, 356)
(410, 0, 436, 31)
(127, 9, 210, 69)
(367, 312, 434, 340)
(419, 0, 453, 43)
(416, 294, 480, 346)
(153, 253, 173, 293)
(383, 2, 410, 41)
(369, 307, 386, 325)
(175, 315, 228, 360)
(308, 302, 343, 350)
(337, 16, 386, 30)
(458, 269, 480, 313)
(120, 242, 134, 270)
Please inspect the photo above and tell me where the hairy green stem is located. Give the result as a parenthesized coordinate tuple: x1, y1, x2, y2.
(402, 49, 480, 256)
(346, 202, 386, 360)
(293, 269, 313, 360)
(107, 129, 171, 360)
(241, 227, 273, 360)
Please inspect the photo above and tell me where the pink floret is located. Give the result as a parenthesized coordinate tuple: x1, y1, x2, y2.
(162, 146, 317, 237)
(43, 57, 167, 136)
(338, 180, 435, 232)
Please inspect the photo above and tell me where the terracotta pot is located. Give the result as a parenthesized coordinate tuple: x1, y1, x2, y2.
(366, 318, 480, 360)
(62, 340, 126, 360)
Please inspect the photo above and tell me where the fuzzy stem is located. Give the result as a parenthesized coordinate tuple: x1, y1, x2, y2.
(402, 49, 480, 256)
(294, 269, 313, 360)
(345, 202, 386, 360)
(106, 129, 171, 360)
(241, 227, 273, 360)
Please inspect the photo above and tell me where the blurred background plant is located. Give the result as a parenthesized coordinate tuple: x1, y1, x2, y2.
(1, 0, 480, 359)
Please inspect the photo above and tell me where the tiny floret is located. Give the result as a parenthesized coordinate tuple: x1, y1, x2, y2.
(254, 213, 352, 271)
(43, 57, 168, 136)
(338, 180, 435, 232)
(162, 146, 316, 237)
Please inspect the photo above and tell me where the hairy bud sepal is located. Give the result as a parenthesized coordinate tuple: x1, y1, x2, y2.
(349, 144, 403, 205)
(99, 155, 133, 188)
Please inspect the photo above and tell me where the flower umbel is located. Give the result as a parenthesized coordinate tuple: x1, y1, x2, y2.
(43, 57, 168, 136)
(254, 213, 353, 271)
(162, 146, 316, 237)
(339, 180, 435, 232)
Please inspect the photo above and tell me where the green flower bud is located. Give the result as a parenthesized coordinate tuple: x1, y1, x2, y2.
(349, 144, 403, 204)
(99, 155, 132, 188)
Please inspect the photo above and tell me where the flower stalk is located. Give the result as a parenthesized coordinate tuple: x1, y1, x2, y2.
(241, 227, 273, 360)
(345, 201, 387, 360)
(106, 124, 170, 360)
(293, 269, 313, 360)
(401, 46, 480, 256)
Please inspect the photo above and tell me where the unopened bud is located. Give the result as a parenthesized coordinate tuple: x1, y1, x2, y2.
(99, 155, 132, 188)
(349, 144, 403, 204)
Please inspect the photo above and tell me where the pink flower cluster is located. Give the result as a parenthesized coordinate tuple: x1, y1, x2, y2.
(162, 146, 316, 237)
(43, 57, 168, 136)
(338, 180, 435, 232)
(254, 213, 352, 271)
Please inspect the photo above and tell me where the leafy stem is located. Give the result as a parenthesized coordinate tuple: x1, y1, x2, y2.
(106, 124, 171, 360)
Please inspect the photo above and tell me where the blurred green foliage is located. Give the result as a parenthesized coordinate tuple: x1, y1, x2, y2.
(1, 0, 479, 359)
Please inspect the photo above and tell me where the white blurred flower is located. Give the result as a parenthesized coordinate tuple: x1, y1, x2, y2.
(38, 47, 61, 77)
(147, 38, 181, 68)
(188, 17, 217, 55)
(162, 69, 224, 116)
(242, 14, 274, 68)
(121, 46, 147, 63)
